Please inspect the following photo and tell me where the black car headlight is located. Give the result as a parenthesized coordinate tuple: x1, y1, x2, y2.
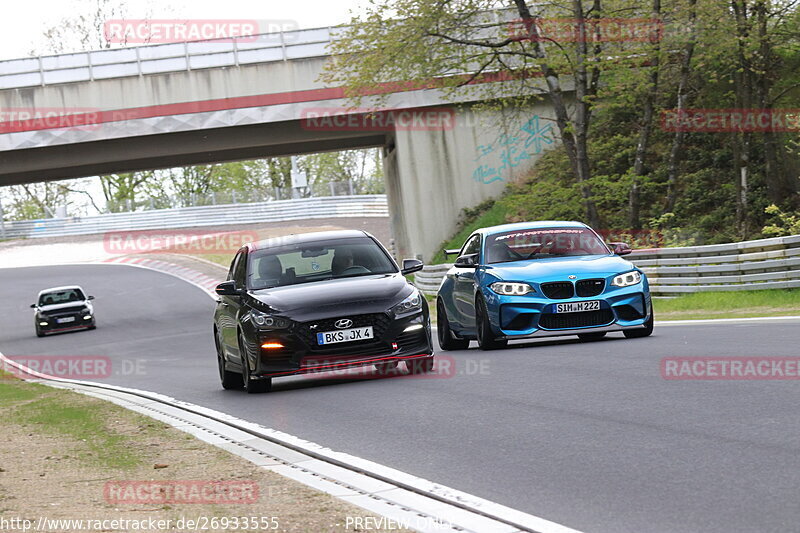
(611, 270, 642, 287)
(249, 309, 290, 329)
(391, 289, 422, 317)
(490, 282, 535, 296)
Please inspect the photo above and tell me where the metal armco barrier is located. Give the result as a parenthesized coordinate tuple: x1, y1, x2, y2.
(414, 234, 800, 296)
(2, 195, 388, 240)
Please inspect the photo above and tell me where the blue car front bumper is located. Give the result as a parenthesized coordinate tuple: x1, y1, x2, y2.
(482, 283, 652, 339)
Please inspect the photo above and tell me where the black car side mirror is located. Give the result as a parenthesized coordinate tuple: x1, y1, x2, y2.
(454, 254, 479, 268)
(215, 280, 243, 296)
(401, 258, 424, 275)
(30, 303, 36, 308)
(609, 242, 633, 256)
(88, 295, 95, 300)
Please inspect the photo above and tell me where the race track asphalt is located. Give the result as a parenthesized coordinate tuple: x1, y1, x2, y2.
(1, 264, 798, 533)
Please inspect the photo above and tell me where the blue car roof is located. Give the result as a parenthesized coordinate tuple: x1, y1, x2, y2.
(479, 221, 590, 236)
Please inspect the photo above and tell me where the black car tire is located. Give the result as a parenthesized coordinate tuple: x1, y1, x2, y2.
(216, 330, 242, 390)
(407, 357, 434, 374)
(578, 332, 607, 341)
(239, 334, 271, 394)
(437, 299, 469, 351)
(623, 304, 655, 338)
(476, 296, 507, 351)
(35, 325, 44, 338)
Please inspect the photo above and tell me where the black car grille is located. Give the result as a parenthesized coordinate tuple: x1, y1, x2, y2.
(576, 279, 605, 297)
(295, 313, 392, 351)
(539, 309, 614, 329)
(42, 306, 86, 317)
(541, 282, 574, 299)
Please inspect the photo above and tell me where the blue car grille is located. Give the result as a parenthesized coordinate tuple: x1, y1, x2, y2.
(540, 282, 574, 299)
(576, 279, 605, 297)
(539, 309, 614, 329)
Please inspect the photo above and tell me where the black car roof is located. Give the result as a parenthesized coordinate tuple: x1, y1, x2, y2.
(246, 230, 371, 251)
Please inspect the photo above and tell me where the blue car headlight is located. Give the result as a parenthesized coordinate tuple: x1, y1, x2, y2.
(249, 309, 290, 329)
(611, 270, 642, 287)
(490, 282, 535, 296)
(392, 289, 422, 317)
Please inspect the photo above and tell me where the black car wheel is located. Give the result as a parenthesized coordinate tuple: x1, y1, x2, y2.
(624, 304, 654, 338)
(239, 334, 271, 394)
(35, 324, 44, 338)
(216, 330, 242, 390)
(476, 297, 507, 351)
(437, 299, 469, 351)
(578, 332, 607, 341)
(407, 357, 434, 374)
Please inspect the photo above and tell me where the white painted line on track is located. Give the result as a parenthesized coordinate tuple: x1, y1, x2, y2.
(655, 315, 800, 325)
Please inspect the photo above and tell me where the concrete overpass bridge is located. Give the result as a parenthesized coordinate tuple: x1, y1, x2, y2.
(0, 26, 561, 260)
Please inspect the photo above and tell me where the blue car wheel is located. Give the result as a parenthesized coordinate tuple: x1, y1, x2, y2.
(623, 302, 654, 338)
(476, 296, 507, 351)
(437, 299, 470, 351)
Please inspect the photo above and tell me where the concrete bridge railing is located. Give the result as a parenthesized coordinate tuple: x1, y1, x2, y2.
(0, 195, 388, 240)
(413, 234, 800, 296)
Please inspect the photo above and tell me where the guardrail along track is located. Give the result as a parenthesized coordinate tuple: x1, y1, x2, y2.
(1, 195, 388, 240)
(414, 235, 800, 296)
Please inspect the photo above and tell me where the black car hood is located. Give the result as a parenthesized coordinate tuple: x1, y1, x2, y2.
(245, 273, 413, 321)
(38, 302, 88, 314)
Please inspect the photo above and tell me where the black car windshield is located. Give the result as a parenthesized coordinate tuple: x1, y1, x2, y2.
(485, 227, 611, 264)
(247, 237, 398, 289)
(38, 288, 85, 306)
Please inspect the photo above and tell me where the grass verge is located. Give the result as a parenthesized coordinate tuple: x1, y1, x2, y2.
(653, 288, 800, 320)
(0, 370, 408, 531)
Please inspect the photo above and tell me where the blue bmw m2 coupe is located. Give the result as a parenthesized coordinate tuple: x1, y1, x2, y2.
(436, 221, 653, 350)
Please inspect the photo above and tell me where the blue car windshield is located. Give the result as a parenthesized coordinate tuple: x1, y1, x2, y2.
(485, 227, 610, 264)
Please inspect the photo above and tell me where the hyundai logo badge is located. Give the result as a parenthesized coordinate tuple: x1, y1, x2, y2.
(568, 275, 577, 279)
(335, 319, 353, 329)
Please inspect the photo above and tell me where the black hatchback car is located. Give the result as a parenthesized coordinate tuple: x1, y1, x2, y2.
(31, 285, 96, 336)
(213, 230, 434, 393)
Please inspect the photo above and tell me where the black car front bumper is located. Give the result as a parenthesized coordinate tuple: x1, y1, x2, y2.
(245, 310, 433, 378)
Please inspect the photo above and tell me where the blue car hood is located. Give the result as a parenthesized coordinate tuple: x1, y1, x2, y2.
(484, 254, 636, 282)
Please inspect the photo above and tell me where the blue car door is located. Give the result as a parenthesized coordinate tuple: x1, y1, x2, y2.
(451, 234, 482, 329)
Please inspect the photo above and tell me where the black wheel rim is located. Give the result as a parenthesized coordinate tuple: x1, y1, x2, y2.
(477, 300, 485, 343)
(437, 301, 447, 343)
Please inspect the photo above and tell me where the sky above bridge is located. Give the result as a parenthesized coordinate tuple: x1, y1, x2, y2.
(0, 0, 367, 60)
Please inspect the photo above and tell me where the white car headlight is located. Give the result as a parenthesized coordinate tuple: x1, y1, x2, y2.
(490, 282, 534, 296)
(392, 289, 422, 316)
(611, 271, 642, 287)
(249, 310, 290, 329)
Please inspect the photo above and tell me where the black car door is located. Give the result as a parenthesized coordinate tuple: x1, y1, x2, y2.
(217, 249, 248, 363)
